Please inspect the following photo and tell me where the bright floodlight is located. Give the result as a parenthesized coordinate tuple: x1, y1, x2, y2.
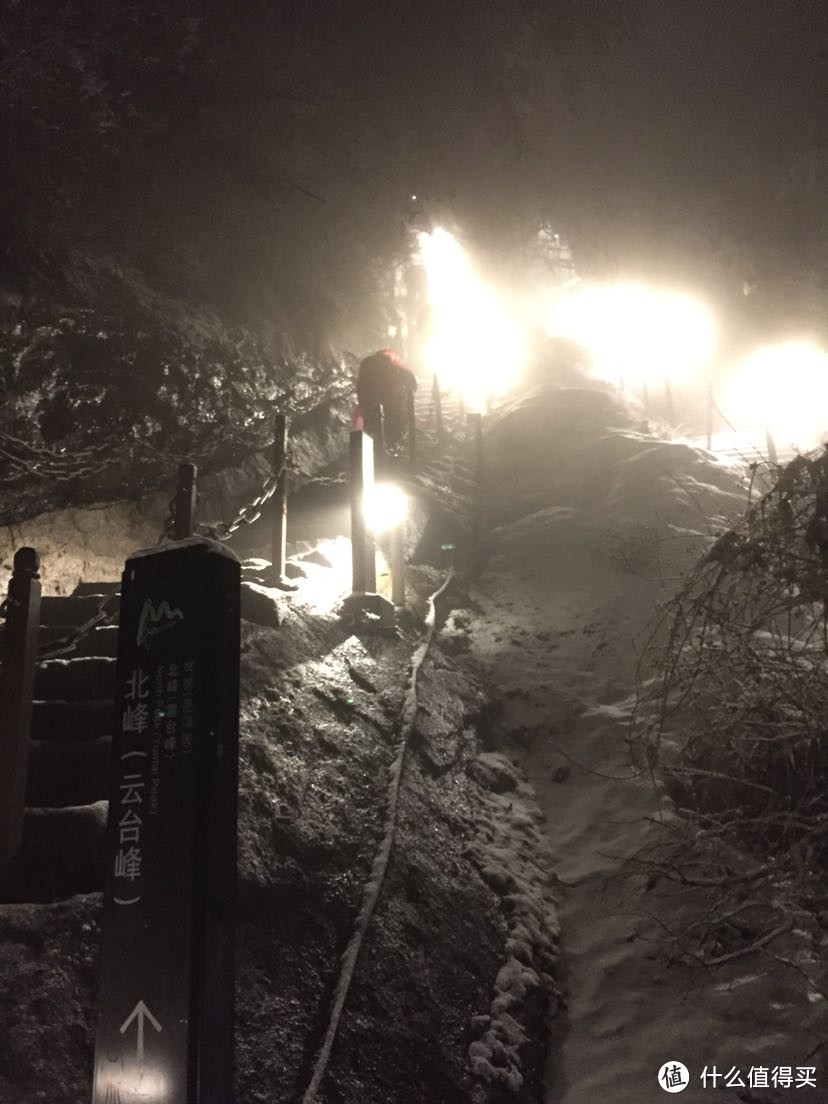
(545, 282, 718, 390)
(718, 340, 828, 453)
(365, 482, 407, 535)
(417, 228, 524, 410)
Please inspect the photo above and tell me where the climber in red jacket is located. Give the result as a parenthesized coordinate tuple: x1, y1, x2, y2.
(356, 349, 418, 452)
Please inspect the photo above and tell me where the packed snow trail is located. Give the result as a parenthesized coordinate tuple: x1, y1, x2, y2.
(456, 379, 826, 1103)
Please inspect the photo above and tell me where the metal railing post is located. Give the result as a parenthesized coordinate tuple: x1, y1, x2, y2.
(469, 412, 485, 538)
(271, 414, 288, 584)
(765, 425, 779, 465)
(469, 412, 484, 487)
(432, 374, 445, 444)
(350, 430, 376, 594)
(391, 523, 406, 607)
(0, 547, 41, 868)
(642, 381, 651, 418)
(172, 463, 198, 540)
(705, 382, 715, 450)
(407, 389, 417, 475)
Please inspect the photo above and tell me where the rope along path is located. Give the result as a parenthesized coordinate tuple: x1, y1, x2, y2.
(301, 566, 455, 1104)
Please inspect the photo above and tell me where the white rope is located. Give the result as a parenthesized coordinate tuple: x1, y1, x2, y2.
(301, 566, 454, 1103)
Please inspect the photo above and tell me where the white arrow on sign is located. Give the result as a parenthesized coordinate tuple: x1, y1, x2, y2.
(119, 1000, 162, 1061)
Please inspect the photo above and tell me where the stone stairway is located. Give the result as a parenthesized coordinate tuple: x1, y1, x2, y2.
(1, 581, 120, 903)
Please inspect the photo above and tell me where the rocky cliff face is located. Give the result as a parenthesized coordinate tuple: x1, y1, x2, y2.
(0, 301, 359, 512)
(0, 379, 353, 596)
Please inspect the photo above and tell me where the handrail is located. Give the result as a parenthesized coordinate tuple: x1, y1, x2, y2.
(0, 547, 42, 869)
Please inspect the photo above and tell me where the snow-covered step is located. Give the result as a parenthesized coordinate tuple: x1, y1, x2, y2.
(39, 594, 114, 629)
(71, 581, 121, 597)
(33, 656, 116, 701)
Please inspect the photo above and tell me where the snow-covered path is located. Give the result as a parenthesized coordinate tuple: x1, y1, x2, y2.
(234, 373, 827, 1101)
(458, 380, 826, 1103)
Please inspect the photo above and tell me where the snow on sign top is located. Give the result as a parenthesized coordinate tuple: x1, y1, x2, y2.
(127, 536, 240, 563)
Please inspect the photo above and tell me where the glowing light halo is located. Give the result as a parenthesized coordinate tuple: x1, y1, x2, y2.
(364, 482, 407, 535)
(416, 228, 524, 409)
(544, 281, 718, 391)
(717, 340, 828, 453)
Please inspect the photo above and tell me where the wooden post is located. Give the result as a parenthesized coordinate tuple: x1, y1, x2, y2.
(469, 412, 485, 539)
(350, 430, 376, 593)
(406, 389, 417, 475)
(391, 523, 405, 607)
(271, 414, 288, 584)
(766, 425, 779, 465)
(0, 547, 41, 868)
(705, 382, 714, 450)
(663, 380, 676, 425)
(432, 374, 445, 444)
(470, 412, 484, 488)
(172, 463, 198, 540)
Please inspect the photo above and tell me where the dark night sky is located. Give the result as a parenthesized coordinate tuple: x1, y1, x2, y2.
(2, 0, 828, 321)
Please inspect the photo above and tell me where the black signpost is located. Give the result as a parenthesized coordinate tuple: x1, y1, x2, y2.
(91, 537, 240, 1104)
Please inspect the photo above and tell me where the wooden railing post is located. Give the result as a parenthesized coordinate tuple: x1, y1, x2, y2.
(766, 425, 779, 465)
(432, 374, 445, 444)
(271, 414, 288, 584)
(172, 463, 198, 540)
(407, 389, 417, 475)
(0, 547, 41, 868)
(391, 522, 406, 607)
(349, 430, 376, 594)
(705, 382, 714, 451)
(469, 412, 484, 488)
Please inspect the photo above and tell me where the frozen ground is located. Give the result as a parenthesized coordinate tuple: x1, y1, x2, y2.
(3, 373, 827, 1102)
(446, 376, 827, 1102)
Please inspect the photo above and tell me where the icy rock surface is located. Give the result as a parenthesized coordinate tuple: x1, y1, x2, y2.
(0, 569, 560, 1104)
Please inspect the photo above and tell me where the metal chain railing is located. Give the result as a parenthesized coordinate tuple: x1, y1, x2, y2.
(194, 456, 288, 542)
(156, 454, 291, 545)
(157, 455, 347, 547)
(35, 591, 121, 661)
